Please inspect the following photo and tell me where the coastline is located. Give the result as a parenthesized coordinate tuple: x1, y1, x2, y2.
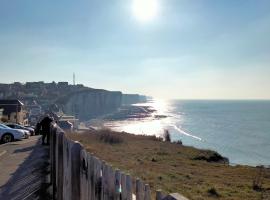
(85, 101, 270, 167)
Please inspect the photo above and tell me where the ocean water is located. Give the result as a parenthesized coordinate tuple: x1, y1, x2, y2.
(105, 100, 270, 166)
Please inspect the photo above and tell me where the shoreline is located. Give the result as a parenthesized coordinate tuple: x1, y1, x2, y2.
(85, 102, 270, 168)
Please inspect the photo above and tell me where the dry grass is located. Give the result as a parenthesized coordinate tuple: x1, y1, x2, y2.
(67, 130, 270, 200)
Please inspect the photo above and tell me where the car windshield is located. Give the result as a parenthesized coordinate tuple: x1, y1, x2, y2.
(0, 124, 11, 129)
(8, 124, 24, 129)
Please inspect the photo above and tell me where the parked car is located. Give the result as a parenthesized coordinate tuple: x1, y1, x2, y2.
(25, 125, 35, 129)
(6, 123, 35, 136)
(58, 120, 73, 132)
(0, 124, 25, 143)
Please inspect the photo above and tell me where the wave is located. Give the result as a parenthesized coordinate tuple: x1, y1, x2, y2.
(172, 125, 202, 141)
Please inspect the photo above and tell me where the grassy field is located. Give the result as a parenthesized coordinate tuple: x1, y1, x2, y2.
(67, 130, 270, 200)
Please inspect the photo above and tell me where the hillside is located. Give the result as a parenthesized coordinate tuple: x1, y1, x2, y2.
(68, 130, 270, 200)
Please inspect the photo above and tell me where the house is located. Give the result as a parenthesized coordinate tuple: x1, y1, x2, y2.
(59, 115, 79, 129)
(0, 99, 28, 125)
(58, 82, 69, 89)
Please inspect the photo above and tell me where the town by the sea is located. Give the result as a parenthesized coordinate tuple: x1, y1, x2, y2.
(103, 100, 270, 167)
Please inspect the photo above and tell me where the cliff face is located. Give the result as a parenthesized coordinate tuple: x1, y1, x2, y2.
(122, 94, 147, 105)
(61, 89, 122, 120)
(0, 81, 149, 121)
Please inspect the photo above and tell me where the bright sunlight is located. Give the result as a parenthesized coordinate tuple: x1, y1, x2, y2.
(132, 0, 160, 22)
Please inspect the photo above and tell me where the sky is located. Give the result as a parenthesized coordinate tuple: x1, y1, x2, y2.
(0, 0, 269, 99)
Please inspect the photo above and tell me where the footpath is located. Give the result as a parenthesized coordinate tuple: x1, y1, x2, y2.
(0, 136, 51, 200)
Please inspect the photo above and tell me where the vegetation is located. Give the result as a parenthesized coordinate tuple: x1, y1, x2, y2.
(98, 129, 123, 144)
(207, 187, 220, 197)
(0, 117, 8, 123)
(67, 130, 270, 200)
(163, 129, 171, 142)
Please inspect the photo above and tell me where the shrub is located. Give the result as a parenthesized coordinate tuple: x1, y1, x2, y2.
(193, 150, 229, 164)
(174, 140, 183, 145)
(98, 130, 123, 144)
(0, 117, 8, 123)
(163, 129, 171, 142)
(253, 166, 264, 191)
(147, 135, 163, 142)
(207, 187, 220, 197)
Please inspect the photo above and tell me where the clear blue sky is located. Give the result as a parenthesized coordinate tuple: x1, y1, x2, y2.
(0, 0, 269, 99)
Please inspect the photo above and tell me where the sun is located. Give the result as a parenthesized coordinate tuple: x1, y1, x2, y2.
(132, 0, 159, 22)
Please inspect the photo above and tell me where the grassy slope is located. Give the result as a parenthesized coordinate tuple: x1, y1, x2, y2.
(67, 130, 270, 200)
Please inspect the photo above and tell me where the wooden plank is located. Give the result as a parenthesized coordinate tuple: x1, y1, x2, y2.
(114, 169, 121, 200)
(80, 149, 89, 200)
(100, 161, 106, 200)
(53, 126, 57, 194)
(90, 155, 96, 200)
(94, 157, 102, 200)
(62, 136, 68, 200)
(144, 184, 151, 200)
(126, 174, 133, 200)
(57, 131, 64, 200)
(55, 130, 59, 190)
(87, 154, 93, 200)
(156, 190, 164, 200)
(63, 138, 73, 200)
(102, 163, 109, 200)
(107, 165, 115, 200)
(71, 142, 82, 200)
(120, 173, 127, 200)
(136, 178, 144, 200)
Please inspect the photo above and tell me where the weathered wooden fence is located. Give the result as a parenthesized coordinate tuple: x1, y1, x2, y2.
(50, 123, 188, 200)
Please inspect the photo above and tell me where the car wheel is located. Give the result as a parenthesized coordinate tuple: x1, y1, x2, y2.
(1, 133, 14, 143)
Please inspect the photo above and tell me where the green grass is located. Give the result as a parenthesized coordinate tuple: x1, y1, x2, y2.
(67, 130, 270, 200)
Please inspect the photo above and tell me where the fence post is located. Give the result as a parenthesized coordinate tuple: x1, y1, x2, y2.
(126, 174, 133, 200)
(120, 173, 127, 200)
(100, 161, 106, 200)
(80, 149, 89, 200)
(94, 158, 102, 200)
(144, 184, 151, 200)
(71, 142, 82, 200)
(57, 131, 64, 200)
(63, 139, 73, 200)
(114, 169, 121, 200)
(50, 124, 57, 199)
(156, 190, 164, 200)
(136, 178, 144, 200)
(87, 154, 93, 200)
(90, 155, 96, 200)
(107, 165, 115, 199)
(102, 163, 109, 200)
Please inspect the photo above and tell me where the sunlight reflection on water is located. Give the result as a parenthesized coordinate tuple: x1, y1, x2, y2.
(104, 99, 202, 140)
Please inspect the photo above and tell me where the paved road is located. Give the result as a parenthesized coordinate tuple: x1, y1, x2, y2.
(0, 136, 51, 200)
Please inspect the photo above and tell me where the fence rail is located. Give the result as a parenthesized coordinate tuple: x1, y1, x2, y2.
(50, 123, 188, 200)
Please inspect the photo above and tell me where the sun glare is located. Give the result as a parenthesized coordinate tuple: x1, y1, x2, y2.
(132, 0, 159, 22)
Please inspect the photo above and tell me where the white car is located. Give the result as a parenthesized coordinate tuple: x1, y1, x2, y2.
(0, 124, 25, 143)
(6, 123, 34, 136)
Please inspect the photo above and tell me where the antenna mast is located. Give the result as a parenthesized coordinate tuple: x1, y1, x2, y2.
(73, 73, 76, 85)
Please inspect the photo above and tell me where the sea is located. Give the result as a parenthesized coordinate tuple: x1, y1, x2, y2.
(105, 100, 270, 166)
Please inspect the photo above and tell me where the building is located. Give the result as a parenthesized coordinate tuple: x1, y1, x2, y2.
(25, 101, 43, 125)
(59, 115, 79, 129)
(0, 99, 28, 125)
(25, 81, 45, 89)
(58, 82, 69, 89)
